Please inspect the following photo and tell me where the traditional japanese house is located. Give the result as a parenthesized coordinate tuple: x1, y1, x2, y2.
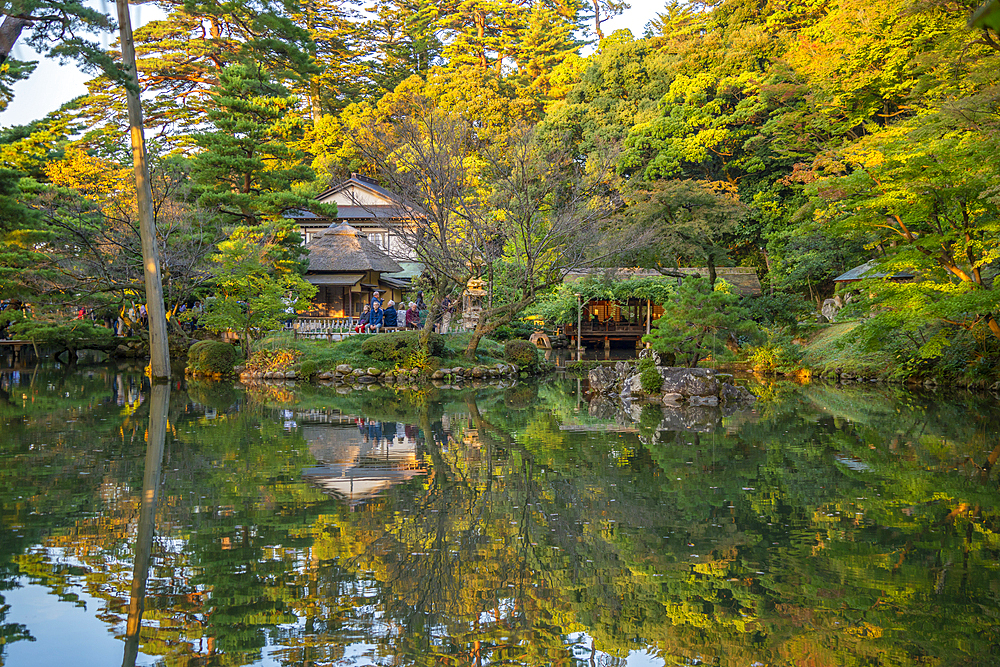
(301, 223, 408, 318)
(284, 173, 422, 280)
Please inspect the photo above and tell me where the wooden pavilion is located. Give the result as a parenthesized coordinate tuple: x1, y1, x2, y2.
(301, 223, 408, 318)
(562, 267, 762, 348)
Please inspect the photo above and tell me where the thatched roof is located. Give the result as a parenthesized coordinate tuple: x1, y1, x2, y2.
(305, 223, 403, 273)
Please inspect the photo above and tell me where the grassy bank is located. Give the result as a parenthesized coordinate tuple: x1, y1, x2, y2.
(798, 322, 900, 378)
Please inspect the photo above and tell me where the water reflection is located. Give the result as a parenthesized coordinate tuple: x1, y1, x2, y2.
(301, 415, 427, 506)
(122, 383, 169, 667)
(1, 366, 1000, 666)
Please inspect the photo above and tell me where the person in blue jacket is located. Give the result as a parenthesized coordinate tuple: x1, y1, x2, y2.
(369, 303, 384, 333)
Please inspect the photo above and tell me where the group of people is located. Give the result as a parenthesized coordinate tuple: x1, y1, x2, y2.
(353, 290, 462, 335)
(354, 291, 424, 333)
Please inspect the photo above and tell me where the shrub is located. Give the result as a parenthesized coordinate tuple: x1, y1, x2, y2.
(640, 366, 663, 393)
(742, 293, 811, 330)
(298, 360, 318, 379)
(246, 347, 300, 374)
(504, 339, 540, 371)
(186, 340, 214, 364)
(745, 329, 803, 374)
(487, 321, 536, 342)
(362, 330, 445, 362)
(637, 355, 655, 372)
(187, 340, 241, 374)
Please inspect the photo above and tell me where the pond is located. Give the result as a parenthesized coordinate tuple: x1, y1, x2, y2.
(1, 364, 999, 666)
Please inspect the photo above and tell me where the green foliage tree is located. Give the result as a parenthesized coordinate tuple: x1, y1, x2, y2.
(814, 124, 1000, 347)
(0, 1, 115, 110)
(201, 222, 317, 357)
(621, 179, 746, 285)
(132, 0, 318, 132)
(643, 276, 752, 367)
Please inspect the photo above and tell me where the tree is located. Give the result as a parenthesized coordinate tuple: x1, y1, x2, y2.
(191, 63, 330, 226)
(643, 275, 751, 367)
(621, 179, 746, 286)
(349, 88, 630, 358)
(814, 123, 1000, 346)
(0, 0, 115, 110)
(132, 0, 318, 133)
(200, 222, 316, 357)
(457, 122, 627, 357)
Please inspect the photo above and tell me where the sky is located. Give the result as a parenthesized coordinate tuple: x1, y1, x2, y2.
(0, 2, 665, 128)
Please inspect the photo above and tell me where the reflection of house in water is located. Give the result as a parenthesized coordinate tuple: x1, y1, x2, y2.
(300, 418, 427, 508)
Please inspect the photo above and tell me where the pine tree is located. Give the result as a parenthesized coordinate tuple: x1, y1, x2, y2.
(190, 64, 327, 226)
(643, 276, 752, 368)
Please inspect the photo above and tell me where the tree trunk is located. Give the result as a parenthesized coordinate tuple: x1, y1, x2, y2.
(591, 0, 605, 39)
(0, 16, 30, 64)
(117, 0, 172, 381)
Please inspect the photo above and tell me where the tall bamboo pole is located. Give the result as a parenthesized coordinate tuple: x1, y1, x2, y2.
(116, 0, 171, 380)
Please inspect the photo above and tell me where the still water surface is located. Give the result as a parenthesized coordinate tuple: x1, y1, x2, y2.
(1, 365, 999, 666)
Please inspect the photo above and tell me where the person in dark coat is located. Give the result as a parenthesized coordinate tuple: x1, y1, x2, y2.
(383, 300, 398, 327)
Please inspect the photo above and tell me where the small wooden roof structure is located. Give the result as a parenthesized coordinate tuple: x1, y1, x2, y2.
(305, 223, 403, 274)
(833, 260, 915, 284)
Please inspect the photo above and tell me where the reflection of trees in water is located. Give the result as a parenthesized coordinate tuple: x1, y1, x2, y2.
(3, 371, 1000, 666)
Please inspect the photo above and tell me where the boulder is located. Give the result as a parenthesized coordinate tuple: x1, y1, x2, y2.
(588, 366, 620, 394)
(358, 375, 378, 384)
(821, 298, 841, 322)
(615, 360, 637, 378)
(622, 374, 643, 398)
(657, 367, 718, 397)
(431, 370, 446, 380)
(336, 364, 352, 374)
(367, 367, 382, 376)
(720, 382, 757, 406)
(661, 392, 683, 406)
(638, 348, 668, 366)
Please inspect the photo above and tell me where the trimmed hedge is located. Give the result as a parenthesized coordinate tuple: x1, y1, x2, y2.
(504, 339, 539, 372)
(361, 330, 445, 362)
(186, 340, 242, 374)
